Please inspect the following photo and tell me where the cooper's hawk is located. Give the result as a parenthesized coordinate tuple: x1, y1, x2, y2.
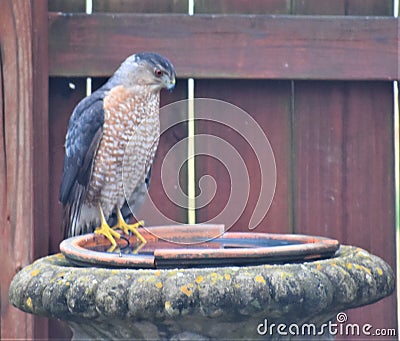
(59, 52, 176, 247)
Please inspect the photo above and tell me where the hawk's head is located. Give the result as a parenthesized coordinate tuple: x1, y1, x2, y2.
(114, 52, 176, 92)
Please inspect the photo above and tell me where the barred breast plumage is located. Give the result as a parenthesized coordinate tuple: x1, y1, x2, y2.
(84, 85, 160, 221)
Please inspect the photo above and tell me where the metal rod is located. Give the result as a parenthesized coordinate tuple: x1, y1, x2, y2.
(86, 0, 92, 96)
(187, 0, 196, 224)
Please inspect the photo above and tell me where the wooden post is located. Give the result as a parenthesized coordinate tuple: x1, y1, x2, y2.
(0, 0, 49, 339)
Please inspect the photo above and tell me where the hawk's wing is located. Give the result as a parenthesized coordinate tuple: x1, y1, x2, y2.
(59, 90, 106, 203)
(59, 86, 108, 236)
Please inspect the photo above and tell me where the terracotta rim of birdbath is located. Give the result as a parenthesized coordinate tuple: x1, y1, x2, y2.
(60, 224, 340, 268)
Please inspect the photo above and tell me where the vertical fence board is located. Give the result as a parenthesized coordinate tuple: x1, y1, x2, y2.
(293, 82, 347, 239)
(195, 80, 293, 234)
(31, 1, 50, 339)
(0, 2, 34, 338)
(33, 0, 50, 262)
(0, 0, 49, 340)
(341, 83, 395, 261)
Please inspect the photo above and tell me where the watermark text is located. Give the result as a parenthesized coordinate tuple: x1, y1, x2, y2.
(257, 312, 396, 337)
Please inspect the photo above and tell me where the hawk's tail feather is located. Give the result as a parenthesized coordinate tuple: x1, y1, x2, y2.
(63, 183, 85, 238)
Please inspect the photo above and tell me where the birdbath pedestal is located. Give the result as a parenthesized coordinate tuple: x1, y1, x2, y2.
(8, 227, 395, 340)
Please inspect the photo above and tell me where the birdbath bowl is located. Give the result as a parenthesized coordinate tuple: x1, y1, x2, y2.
(9, 224, 395, 340)
(59, 224, 341, 268)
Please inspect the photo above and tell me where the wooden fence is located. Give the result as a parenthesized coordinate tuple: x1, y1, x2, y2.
(1, 0, 397, 339)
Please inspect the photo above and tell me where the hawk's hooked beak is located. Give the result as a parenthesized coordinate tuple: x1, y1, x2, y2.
(167, 78, 176, 91)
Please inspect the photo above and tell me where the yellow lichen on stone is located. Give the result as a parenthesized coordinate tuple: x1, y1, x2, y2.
(111, 270, 118, 275)
(209, 272, 223, 285)
(156, 282, 163, 289)
(280, 272, 293, 280)
(346, 262, 353, 269)
(316, 264, 323, 271)
(26, 297, 33, 310)
(224, 273, 231, 281)
(30, 269, 40, 277)
(155, 270, 161, 277)
(255, 275, 266, 285)
(165, 301, 171, 311)
(181, 283, 194, 297)
(195, 275, 204, 284)
(377, 267, 383, 276)
(354, 264, 371, 275)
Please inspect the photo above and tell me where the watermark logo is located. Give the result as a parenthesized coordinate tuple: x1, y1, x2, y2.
(257, 312, 397, 337)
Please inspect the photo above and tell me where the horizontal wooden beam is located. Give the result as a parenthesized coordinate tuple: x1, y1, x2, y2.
(48, 13, 398, 80)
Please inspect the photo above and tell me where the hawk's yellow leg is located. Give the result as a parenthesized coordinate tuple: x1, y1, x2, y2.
(94, 204, 121, 247)
(112, 208, 146, 244)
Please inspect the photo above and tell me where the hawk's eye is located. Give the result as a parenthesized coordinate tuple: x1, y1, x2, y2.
(154, 69, 163, 77)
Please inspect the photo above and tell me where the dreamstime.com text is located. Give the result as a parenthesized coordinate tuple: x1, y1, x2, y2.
(257, 312, 396, 337)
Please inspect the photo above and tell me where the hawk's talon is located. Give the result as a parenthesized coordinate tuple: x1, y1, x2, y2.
(94, 204, 121, 249)
(112, 209, 147, 244)
(94, 222, 121, 247)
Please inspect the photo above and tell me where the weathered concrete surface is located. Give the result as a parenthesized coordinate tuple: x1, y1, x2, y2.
(9, 246, 395, 340)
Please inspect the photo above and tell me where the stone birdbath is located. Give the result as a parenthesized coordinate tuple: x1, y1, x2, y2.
(9, 225, 395, 340)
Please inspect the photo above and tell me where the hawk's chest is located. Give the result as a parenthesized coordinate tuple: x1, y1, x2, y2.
(102, 85, 160, 152)
(86, 85, 160, 207)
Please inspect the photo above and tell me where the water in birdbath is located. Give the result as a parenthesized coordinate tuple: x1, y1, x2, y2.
(84, 235, 301, 253)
